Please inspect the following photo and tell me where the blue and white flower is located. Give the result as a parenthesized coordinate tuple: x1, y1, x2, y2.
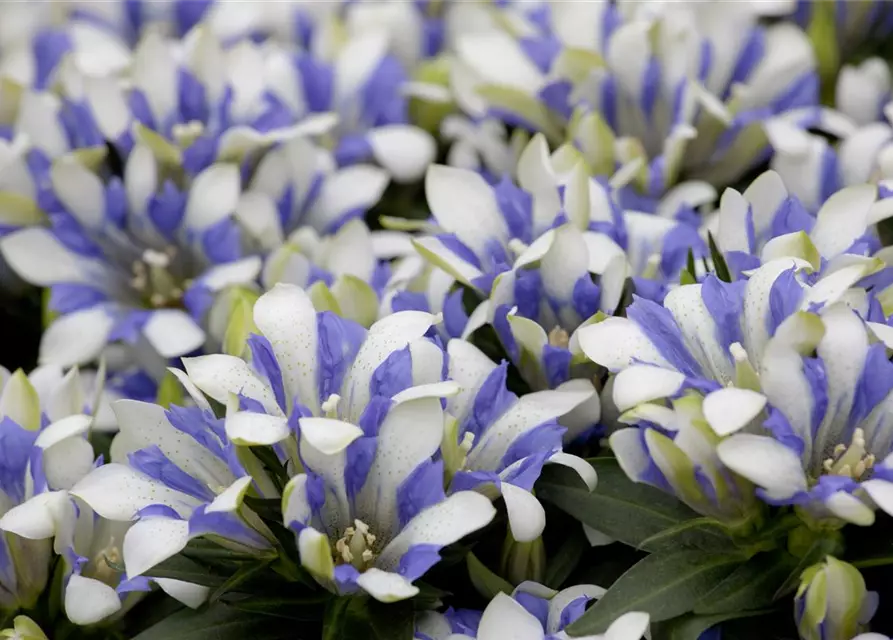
(178, 283, 491, 602)
(415, 581, 649, 640)
(454, 2, 817, 201)
(706, 175, 893, 277)
(0, 146, 262, 371)
(715, 302, 893, 526)
(610, 392, 763, 526)
(443, 339, 596, 541)
(795, 556, 877, 640)
(579, 258, 885, 418)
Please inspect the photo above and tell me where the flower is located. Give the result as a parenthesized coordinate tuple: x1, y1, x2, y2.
(0, 615, 49, 640)
(180, 283, 494, 602)
(705, 174, 893, 277)
(0, 147, 262, 370)
(415, 581, 650, 640)
(453, 2, 817, 203)
(0, 365, 206, 625)
(715, 303, 893, 526)
(795, 557, 876, 640)
(443, 339, 596, 541)
(578, 258, 883, 419)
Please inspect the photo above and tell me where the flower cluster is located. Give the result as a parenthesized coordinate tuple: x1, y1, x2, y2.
(0, 2, 892, 640)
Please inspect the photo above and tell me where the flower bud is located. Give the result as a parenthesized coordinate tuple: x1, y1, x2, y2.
(796, 557, 876, 640)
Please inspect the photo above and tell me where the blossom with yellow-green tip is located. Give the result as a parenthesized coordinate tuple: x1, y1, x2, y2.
(0, 616, 49, 640)
(795, 557, 877, 640)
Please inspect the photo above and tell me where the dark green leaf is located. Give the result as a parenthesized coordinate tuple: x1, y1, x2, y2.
(707, 232, 732, 283)
(694, 551, 798, 615)
(322, 597, 378, 640)
(369, 599, 416, 640)
(250, 446, 289, 492)
(651, 609, 774, 640)
(467, 551, 513, 600)
(544, 525, 588, 589)
(638, 517, 736, 553)
(686, 249, 697, 280)
(679, 269, 697, 286)
(566, 550, 743, 635)
(132, 604, 294, 640)
(209, 557, 275, 602)
(537, 459, 701, 550)
(143, 554, 228, 588)
(223, 594, 331, 620)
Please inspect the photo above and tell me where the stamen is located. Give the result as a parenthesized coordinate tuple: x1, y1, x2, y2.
(142, 249, 171, 269)
(507, 238, 529, 257)
(333, 519, 378, 571)
(321, 394, 341, 418)
(548, 326, 570, 349)
(822, 428, 875, 481)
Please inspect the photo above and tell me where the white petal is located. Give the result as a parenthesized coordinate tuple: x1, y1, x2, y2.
(125, 143, 158, 219)
(838, 124, 893, 186)
(456, 32, 543, 93)
(111, 400, 230, 488)
(547, 453, 598, 491)
(35, 414, 91, 449)
(205, 476, 254, 514)
(355, 397, 445, 542)
(70, 463, 201, 521)
(298, 417, 363, 456)
(0, 491, 68, 539)
(226, 411, 290, 446)
(182, 354, 281, 416)
(502, 483, 546, 543)
(547, 584, 606, 634)
(612, 366, 686, 413)
(703, 388, 767, 436)
(810, 184, 878, 258)
(65, 575, 122, 626)
(665, 284, 734, 384)
(166, 368, 212, 412)
(355, 568, 420, 603)
(863, 479, 893, 517)
(43, 437, 95, 490)
(743, 170, 789, 236)
(717, 187, 750, 254)
(298, 527, 335, 581)
(253, 283, 320, 414)
(16, 91, 69, 159)
(376, 492, 496, 573)
(605, 611, 650, 640)
(716, 434, 807, 499)
(425, 164, 508, 255)
(334, 33, 390, 103)
(368, 125, 436, 183)
(0, 227, 104, 287)
(540, 225, 589, 302)
(40, 308, 114, 368)
(824, 491, 875, 526)
(153, 578, 209, 609)
(123, 517, 189, 578)
(183, 163, 240, 230)
(476, 592, 543, 640)
(341, 310, 436, 422)
(578, 318, 672, 373)
(84, 75, 131, 142)
(200, 257, 263, 292)
(413, 236, 485, 287)
(51, 158, 105, 228)
(306, 165, 389, 231)
(446, 339, 498, 420)
(326, 218, 375, 280)
(143, 310, 206, 359)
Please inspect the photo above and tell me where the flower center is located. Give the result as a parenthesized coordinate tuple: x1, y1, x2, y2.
(548, 326, 570, 349)
(90, 538, 123, 587)
(131, 248, 185, 309)
(822, 428, 875, 481)
(334, 519, 378, 571)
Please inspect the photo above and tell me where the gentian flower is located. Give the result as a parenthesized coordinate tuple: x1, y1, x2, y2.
(443, 339, 596, 541)
(0, 616, 48, 640)
(795, 557, 877, 640)
(579, 258, 884, 420)
(0, 364, 205, 625)
(715, 303, 893, 526)
(415, 581, 650, 640)
(453, 2, 817, 204)
(706, 176, 893, 277)
(0, 146, 262, 370)
(65, 380, 278, 590)
(180, 283, 493, 601)
(610, 392, 763, 527)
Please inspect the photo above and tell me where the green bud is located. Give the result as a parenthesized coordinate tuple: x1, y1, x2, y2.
(501, 531, 546, 586)
(408, 57, 455, 135)
(796, 557, 872, 640)
(0, 616, 50, 640)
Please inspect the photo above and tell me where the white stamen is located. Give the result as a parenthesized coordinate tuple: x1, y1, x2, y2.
(321, 394, 341, 418)
(549, 326, 570, 349)
(142, 249, 170, 269)
(508, 238, 529, 257)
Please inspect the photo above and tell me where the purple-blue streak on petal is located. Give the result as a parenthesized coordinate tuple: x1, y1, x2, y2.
(626, 296, 703, 377)
(396, 459, 445, 527)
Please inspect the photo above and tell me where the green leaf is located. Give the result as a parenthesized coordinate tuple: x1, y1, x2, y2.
(686, 249, 696, 280)
(707, 232, 732, 283)
(679, 269, 697, 286)
(537, 459, 702, 550)
(143, 554, 228, 588)
(544, 525, 588, 589)
(132, 604, 293, 640)
(467, 551, 513, 600)
(637, 517, 737, 553)
(651, 609, 774, 640)
(368, 599, 415, 640)
(566, 550, 743, 635)
(694, 551, 798, 615)
(222, 595, 331, 621)
(322, 597, 374, 640)
(209, 557, 275, 603)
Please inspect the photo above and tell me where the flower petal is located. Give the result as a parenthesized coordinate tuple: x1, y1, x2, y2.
(367, 125, 436, 184)
(355, 568, 419, 603)
(502, 482, 546, 543)
(226, 411, 290, 446)
(476, 592, 543, 640)
(716, 434, 807, 500)
(182, 354, 282, 416)
(143, 309, 206, 359)
(40, 308, 114, 368)
(703, 388, 767, 436)
(123, 517, 189, 578)
(51, 158, 106, 228)
(183, 163, 240, 230)
(612, 366, 686, 413)
(65, 575, 122, 626)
